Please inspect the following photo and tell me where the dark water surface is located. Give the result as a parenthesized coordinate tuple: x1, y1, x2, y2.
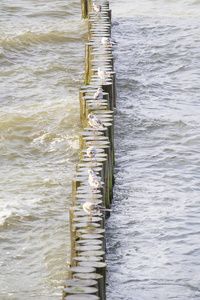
(106, 1, 200, 299)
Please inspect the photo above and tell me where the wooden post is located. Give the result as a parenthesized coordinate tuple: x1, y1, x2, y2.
(84, 44, 90, 84)
(81, 0, 87, 18)
(65, 0, 116, 298)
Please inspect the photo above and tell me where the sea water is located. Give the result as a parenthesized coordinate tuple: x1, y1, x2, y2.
(106, 0, 200, 299)
(0, 1, 87, 299)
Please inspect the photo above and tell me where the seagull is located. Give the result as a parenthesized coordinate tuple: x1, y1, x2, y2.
(88, 168, 98, 182)
(88, 113, 105, 132)
(98, 67, 111, 84)
(101, 37, 118, 49)
(93, 87, 103, 105)
(83, 201, 112, 220)
(93, 3, 101, 13)
(88, 169, 95, 177)
(94, 87, 103, 100)
(88, 169, 104, 192)
(87, 146, 97, 163)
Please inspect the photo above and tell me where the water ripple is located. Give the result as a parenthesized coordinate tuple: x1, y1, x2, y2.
(106, 10, 200, 300)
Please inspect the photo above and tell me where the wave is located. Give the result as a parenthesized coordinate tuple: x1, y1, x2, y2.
(1, 25, 87, 50)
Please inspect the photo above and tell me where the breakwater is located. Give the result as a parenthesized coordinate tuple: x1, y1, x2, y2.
(63, 1, 116, 299)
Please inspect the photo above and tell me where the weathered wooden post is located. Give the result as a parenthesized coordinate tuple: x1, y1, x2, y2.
(84, 44, 90, 84)
(64, 0, 117, 298)
(81, 0, 87, 18)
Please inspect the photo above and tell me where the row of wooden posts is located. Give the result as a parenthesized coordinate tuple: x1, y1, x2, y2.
(63, 0, 116, 299)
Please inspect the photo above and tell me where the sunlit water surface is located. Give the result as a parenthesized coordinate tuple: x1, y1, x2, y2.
(106, 0, 200, 299)
(0, 1, 87, 299)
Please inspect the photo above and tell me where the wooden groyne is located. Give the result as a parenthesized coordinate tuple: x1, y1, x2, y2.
(63, 1, 116, 299)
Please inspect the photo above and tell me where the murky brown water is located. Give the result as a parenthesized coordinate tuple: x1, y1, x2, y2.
(0, 1, 87, 299)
